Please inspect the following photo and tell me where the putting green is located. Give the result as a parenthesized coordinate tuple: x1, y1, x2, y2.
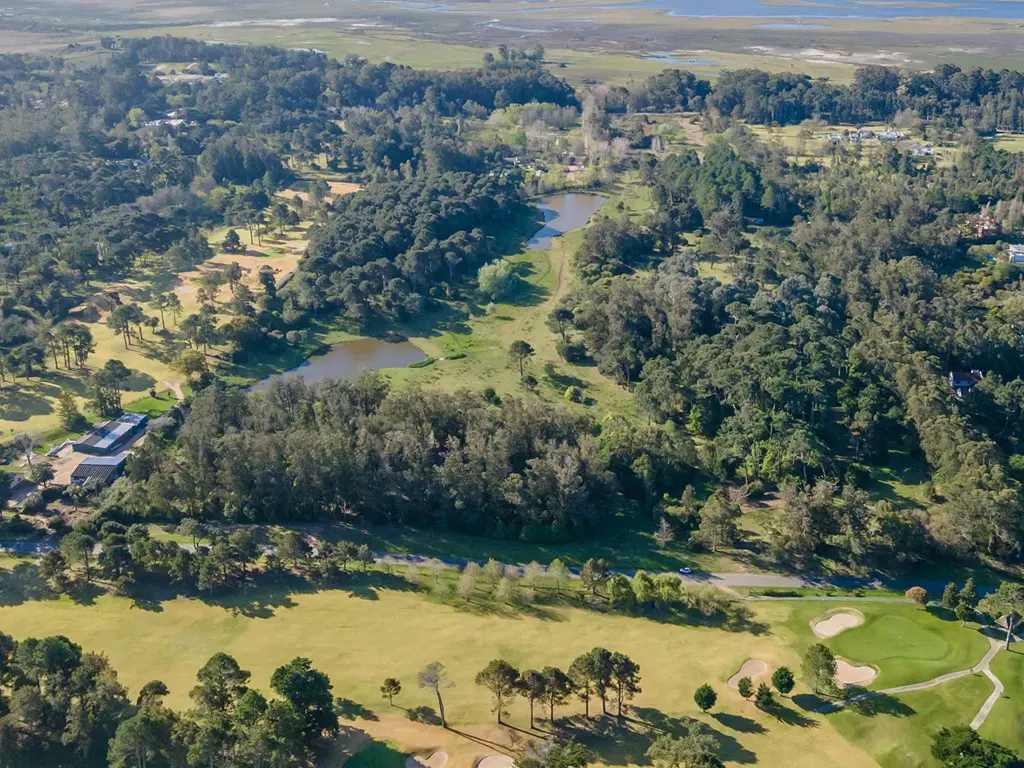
(829, 609, 990, 688)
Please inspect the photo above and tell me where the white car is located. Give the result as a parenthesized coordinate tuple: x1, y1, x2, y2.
(679, 567, 692, 575)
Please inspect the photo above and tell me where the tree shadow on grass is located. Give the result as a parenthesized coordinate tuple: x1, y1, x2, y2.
(336, 697, 379, 722)
(791, 693, 831, 712)
(770, 703, 818, 728)
(642, 603, 770, 635)
(712, 712, 766, 734)
(406, 706, 442, 726)
(449, 595, 566, 623)
(842, 693, 915, 718)
(344, 737, 408, 768)
(628, 707, 756, 765)
(0, 562, 52, 606)
(65, 579, 104, 606)
(543, 363, 587, 392)
(127, 569, 423, 618)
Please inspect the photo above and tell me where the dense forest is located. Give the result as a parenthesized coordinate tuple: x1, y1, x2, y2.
(289, 173, 522, 319)
(553, 128, 1024, 563)
(104, 375, 689, 540)
(619, 63, 1024, 131)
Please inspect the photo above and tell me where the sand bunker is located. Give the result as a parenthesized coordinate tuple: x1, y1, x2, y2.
(836, 659, 876, 687)
(811, 609, 864, 638)
(476, 756, 514, 768)
(407, 751, 448, 768)
(727, 659, 768, 689)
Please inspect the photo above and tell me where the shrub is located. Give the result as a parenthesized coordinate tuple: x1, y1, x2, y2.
(482, 387, 501, 405)
(556, 339, 588, 364)
(564, 385, 583, 403)
(22, 492, 46, 515)
(693, 683, 717, 712)
(477, 259, 519, 301)
(771, 667, 794, 695)
(906, 586, 929, 607)
(737, 677, 752, 698)
(408, 357, 435, 369)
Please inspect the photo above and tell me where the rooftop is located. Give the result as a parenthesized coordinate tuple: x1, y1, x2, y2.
(71, 453, 128, 485)
(77, 413, 147, 452)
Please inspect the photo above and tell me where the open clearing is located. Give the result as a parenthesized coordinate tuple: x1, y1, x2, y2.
(813, 609, 865, 638)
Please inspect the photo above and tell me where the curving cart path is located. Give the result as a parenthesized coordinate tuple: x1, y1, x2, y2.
(818, 635, 1007, 730)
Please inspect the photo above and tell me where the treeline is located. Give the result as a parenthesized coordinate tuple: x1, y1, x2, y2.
(0, 631, 340, 768)
(612, 62, 1024, 132)
(114, 36, 575, 117)
(103, 374, 692, 540)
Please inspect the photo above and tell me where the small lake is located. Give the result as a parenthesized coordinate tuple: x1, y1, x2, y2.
(528, 192, 606, 251)
(252, 338, 426, 391)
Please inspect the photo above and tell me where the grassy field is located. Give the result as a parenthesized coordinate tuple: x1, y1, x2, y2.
(382, 183, 651, 418)
(979, 646, 1024, 753)
(829, 672, 995, 768)
(3, 582, 986, 768)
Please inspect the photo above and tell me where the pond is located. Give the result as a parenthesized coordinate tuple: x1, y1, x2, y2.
(528, 192, 606, 251)
(251, 338, 426, 391)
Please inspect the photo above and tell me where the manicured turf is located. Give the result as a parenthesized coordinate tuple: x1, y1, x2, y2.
(828, 671, 995, 768)
(825, 606, 990, 689)
(0, 589, 885, 768)
(979, 646, 1024, 753)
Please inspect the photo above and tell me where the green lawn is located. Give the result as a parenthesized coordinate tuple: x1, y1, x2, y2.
(0, 588, 895, 768)
(979, 646, 1024, 753)
(825, 606, 990, 689)
(828, 672, 995, 768)
(124, 388, 182, 417)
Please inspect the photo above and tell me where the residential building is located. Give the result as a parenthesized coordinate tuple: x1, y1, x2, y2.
(949, 369, 984, 399)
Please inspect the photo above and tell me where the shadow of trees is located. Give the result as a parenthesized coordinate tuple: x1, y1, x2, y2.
(712, 712, 766, 734)
(336, 697, 378, 722)
(406, 706, 442, 726)
(553, 707, 758, 766)
(0, 562, 52, 606)
(120, 568, 424, 619)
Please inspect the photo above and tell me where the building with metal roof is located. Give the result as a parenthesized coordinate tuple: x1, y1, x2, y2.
(70, 453, 128, 487)
(73, 413, 147, 455)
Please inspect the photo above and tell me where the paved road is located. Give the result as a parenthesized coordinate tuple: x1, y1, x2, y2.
(375, 552, 965, 595)
(1, 537, 982, 596)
